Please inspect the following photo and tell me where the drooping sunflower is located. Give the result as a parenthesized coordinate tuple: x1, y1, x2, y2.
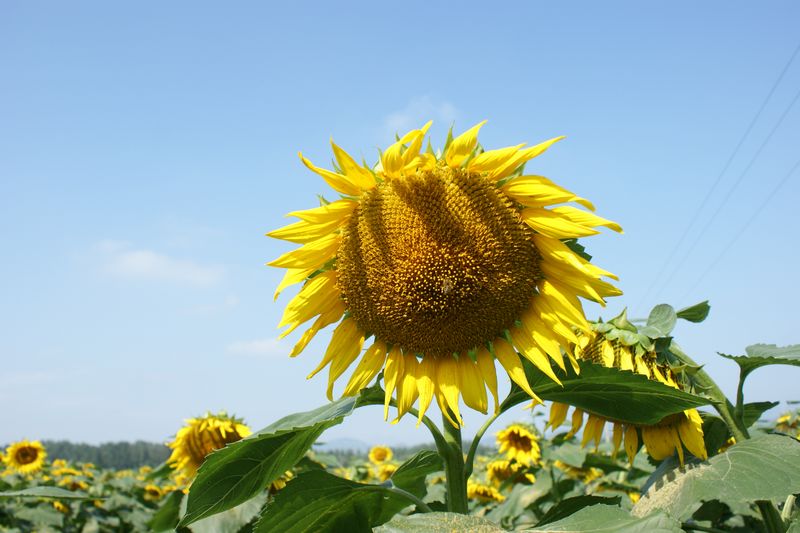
(467, 481, 506, 503)
(496, 423, 541, 466)
(486, 459, 536, 487)
(3, 440, 47, 474)
(548, 326, 707, 465)
(368, 445, 393, 464)
(167, 412, 251, 477)
(269, 122, 621, 425)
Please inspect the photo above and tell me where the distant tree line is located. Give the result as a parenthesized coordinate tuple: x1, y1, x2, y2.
(40, 440, 170, 469)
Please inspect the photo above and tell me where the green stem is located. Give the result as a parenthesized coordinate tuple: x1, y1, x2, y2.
(715, 398, 749, 442)
(441, 412, 468, 514)
(781, 494, 796, 523)
(756, 500, 787, 533)
(464, 411, 500, 480)
(734, 367, 748, 424)
(384, 484, 433, 513)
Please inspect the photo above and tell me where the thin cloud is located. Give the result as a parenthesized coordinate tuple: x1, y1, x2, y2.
(383, 96, 459, 138)
(226, 338, 289, 358)
(97, 240, 224, 286)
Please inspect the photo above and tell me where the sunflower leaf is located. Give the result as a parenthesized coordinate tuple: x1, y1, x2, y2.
(388, 450, 443, 499)
(254, 470, 412, 533)
(631, 434, 800, 521)
(179, 389, 377, 527)
(646, 304, 677, 336)
(719, 344, 800, 377)
(0, 486, 94, 500)
(676, 301, 710, 323)
(528, 505, 682, 532)
(534, 495, 621, 527)
(375, 511, 505, 532)
(501, 360, 710, 425)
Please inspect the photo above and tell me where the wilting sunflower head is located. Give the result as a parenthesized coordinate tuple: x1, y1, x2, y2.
(486, 459, 536, 487)
(3, 440, 47, 475)
(496, 423, 541, 466)
(368, 445, 393, 464)
(548, 326, 707, 465)
(269, 121, 622, 426)
(377, 463, 398, 482)
(167, 412, 251, 478)
(143, 484, 164, 502)
(467, 481, 506, 503)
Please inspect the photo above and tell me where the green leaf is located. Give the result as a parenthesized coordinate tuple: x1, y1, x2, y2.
(528, 505, 682, 532)
(145, 461, 175, 481)
(646, 304, 677, 336)
(720, 344, 800, 376)
(190, 493, 268, 533)
(388, 450, 442, 498)
(632, 434, 800, 520)
(535, 495, 621, 526)
(147, 490, 184, 532)
(0, 486, 94, 500)
(700, 414, 730, 457)
(254, 470, 411, 533)
(676, 301, 710, 323)
(181, 389, 380, 527)
(502, 360, 710, 425)
(742, 401, 779, 428)
(375, 512, 504, 532)
(12, 506, 65, 528)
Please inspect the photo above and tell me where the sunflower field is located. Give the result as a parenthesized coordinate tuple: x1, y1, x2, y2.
(3, 124, 800, 532)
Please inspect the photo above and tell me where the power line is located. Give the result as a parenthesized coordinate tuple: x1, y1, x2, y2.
(653, 83, 800, 301)
(681, 156, 800, 300)
(636, 40, 800, 311)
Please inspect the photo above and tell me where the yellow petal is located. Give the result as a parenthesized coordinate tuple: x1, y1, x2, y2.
(475, 347, 500, 414)
(288, 199, 357, 224)
(436, 357, 462, 424)
(548, 403, 569, 429)
(509, 327, 561, 385)
(678, 410, 708, 460)
(267, 217, 342, 244)
(467, 144, 526, 174)
(533, 234, 619, 281)
(521, 207, 600, 239)
(458, 356, 488, 414)
(299, 152, 360, 196)
(330, 141, 376, 190)
(612, 423, 623, 457)
(415, 357, 436, 425)
(273, 266, 316, 301)
(551, 206, 622, 233)
(278, 271, 339, 329)
(567, 408, 584, 438)
(306, 317, 362, 379)
(624, 425, 639, 464)
(394, 355, 420, 423)
(445, 120, 486, 167)
(538, 279, 591, 333)
(289, 300, 346, 357)
(326, 324, 367, 400)
(492, 338, 542, 403)
(342, 341, 387, 396)
(502, 175, 595, 210)
(383, 347, 403, 420)
(486, 136, 564, 180)
(382, 123, 431, 178)
(268, 233, 340, 270)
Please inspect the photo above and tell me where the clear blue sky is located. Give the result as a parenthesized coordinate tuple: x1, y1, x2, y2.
(2, 1, 799, 447)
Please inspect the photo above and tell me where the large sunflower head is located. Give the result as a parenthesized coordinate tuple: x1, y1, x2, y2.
(167, 412, 251, 478)
(269, 122, 621, 426)
(547, 317, 707, 465)
(3, 440, 47, 475)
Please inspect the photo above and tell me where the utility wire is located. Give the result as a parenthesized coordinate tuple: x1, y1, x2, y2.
(681, 156, 800, 300)
(636, 40, 800, 311)
(654, 83, 800, 301)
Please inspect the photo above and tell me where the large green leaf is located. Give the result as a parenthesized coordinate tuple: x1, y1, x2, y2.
(0, 486, 93, 500)
(190, 493, 267, 533)
(632, 434, 800, 520)
(387, 450, 442, 498)
(676, 301, 710, 323)
(719, 344, 800, 376)
(742, 401, 779, 428)
(375, 512, 504, 532)
(180, 386, 382, 527)
(527, 505, 682, 532)
(254, 470, 411, 533)
(535, 495, 621, 526)
(502, 360, 710, 425)
(147, 490, 184, 532)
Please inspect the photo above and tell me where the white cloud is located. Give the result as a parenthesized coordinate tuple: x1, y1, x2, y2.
(226, 337, 288, 358)
(383, 96, 459, 138)
(97, 240, 224, 286)
(187, 294, 240, 314)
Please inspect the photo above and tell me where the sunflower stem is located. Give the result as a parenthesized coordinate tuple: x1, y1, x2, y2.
(441, 412, 469, 514)
(756, 500, 786, 533)
(464, 411, 500, 480)
(383, 483, 433, 513)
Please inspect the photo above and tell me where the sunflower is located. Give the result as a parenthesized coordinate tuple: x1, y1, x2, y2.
(3, 440, 47, 474)
(496, 424, 541, 466)
(551, 459, 603, 483)
(467, 481, 505, 503)
(167, 412, 251, 477)
(486, 459, 536, 487)
(143, 484, 164, 502)
(368, 445, 393, 464)
(269, 122, 621, 425)
(547, 327, 707, 464)
(377, 463, 398, 482)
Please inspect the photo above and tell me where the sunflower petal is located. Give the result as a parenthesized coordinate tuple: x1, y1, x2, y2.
(493, 338, 542, 403)
(288, 199, 357, 224)
(509, 326, 561, 385)
(415, 357, 436, 425)
(299, 152, 361, 196)
(445, 121, 486, 167)
(487, 136, 564, 180)
(502, 175, 595, 210)
(436, 357, 462, 424)
(521, 207, 600, 238)
(383, 347, 403, 420)
(467, 144, 526, 174)
(306, 317, 363, 380)
(342, 341, 387, 396)
(268, 233, 340, 270)
(459, 356, 488, 414)
(476, 347, 500, 414)
(394, 355, 420, 423)
(330, 141, 376, 190)
(289, 300, 346, 357)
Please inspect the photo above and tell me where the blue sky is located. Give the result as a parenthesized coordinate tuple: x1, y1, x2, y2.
(2, 1, 799, 447)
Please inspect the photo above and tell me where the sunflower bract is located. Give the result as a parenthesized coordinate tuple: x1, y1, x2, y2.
(269, 121, 622, 426)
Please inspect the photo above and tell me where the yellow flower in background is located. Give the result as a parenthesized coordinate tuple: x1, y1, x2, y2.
(269, 122, 621, 426)
(486, 459, 536, 487)
(377, 463, 398, 481)
(496, 424, 541, 466)
(51, 459, 67, 468)
(368, 445, 393, 464)
(3, 440, 47, 475)
(143, 483, 164, 502)
(548, 329, 707, 465)
(269, 470, 294, 494)
(52, 501, 70, 514)
(552, 460, 603, 483)
(467, 481, 505, 503)
(167, 412, 251, 477)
